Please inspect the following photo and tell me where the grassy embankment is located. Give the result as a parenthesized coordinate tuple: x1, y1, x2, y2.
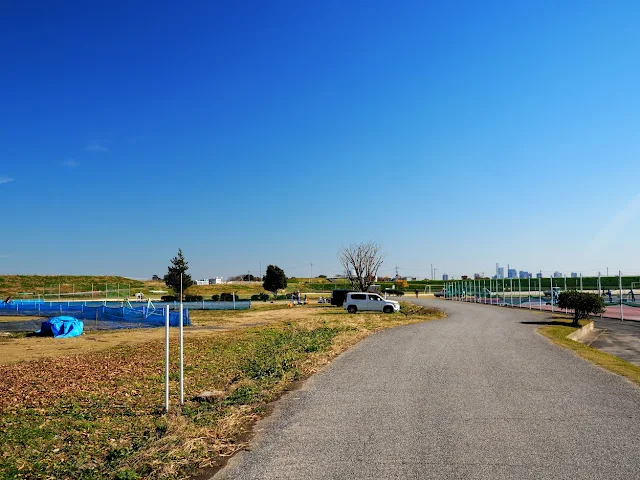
(538, 318, 640, 387)
(0, 302, 444, 479)
(0, 275, 449, 301)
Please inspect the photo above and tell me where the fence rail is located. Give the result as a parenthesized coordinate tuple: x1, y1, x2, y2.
(442, 272, 639, 321)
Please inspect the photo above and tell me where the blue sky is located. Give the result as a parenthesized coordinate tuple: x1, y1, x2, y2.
(1, 1, 640, 280)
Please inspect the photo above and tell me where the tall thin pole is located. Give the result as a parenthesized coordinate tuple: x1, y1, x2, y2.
(580, 274, 583, 292)
(563, 275, 567, 313)
(528, 276, 531, 309)
(510, 278, 513, 307)
(598, 272, 602, 297)
(179, 274, 184, 405)
(518, 277, 522, 308)
(550, 276, 554, 313)
(619, 270, 624, 321)
(539, 274, 542, 311)
(502, 277, 505, 306)
(165, 305, 170, 413)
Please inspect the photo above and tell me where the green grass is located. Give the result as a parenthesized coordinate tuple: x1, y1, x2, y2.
(0, 275, 153, 299)
(538, 318, 640, 387)
(0, 303, 444, 479)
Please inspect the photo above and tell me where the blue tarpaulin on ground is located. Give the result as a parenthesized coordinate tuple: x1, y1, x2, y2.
(37, 316, 84, 338)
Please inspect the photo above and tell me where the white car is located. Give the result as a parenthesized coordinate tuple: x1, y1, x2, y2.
(343, 292, 400, 314)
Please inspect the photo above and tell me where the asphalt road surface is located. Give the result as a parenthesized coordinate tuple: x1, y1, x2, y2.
(214, 299, 640, 479)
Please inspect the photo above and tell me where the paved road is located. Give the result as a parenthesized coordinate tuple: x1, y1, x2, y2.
(214, 299, 640, 479)
(584, 317, 640, 366)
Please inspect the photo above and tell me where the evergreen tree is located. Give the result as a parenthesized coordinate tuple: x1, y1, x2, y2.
(263, 265, 287, 299)
(164, 249, 194, 298)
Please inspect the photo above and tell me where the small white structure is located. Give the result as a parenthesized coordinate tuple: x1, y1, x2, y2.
(195, 279, 209, 286)
(209, 277, 224, 284)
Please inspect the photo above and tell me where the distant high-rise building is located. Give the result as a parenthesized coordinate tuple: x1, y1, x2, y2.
(554, 271, 563, 278)
(571, 272, 578, 278)
(442, 274, 449, 281)
(508, 268, 517, 279)
(536, 273, 543, 279)
(496, 267, 504, 279)
(519, 271, 530, 279)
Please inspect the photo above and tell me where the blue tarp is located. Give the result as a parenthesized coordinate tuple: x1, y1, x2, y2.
(37, 316, 84, 338)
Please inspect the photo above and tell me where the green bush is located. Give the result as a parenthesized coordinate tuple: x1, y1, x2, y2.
(211, 292, 241, 302)
(250, 293, 270, 302)
(557, 291, 606, 326)
(184, 295, 203, 302)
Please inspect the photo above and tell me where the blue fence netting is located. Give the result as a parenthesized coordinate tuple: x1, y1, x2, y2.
(7, 299, 252, 310)
(0, 302, 190, 331)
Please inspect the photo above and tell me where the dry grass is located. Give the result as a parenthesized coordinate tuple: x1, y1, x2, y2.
(0, 305, 300, 365)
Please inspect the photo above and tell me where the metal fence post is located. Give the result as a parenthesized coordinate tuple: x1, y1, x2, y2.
(620, 270, 624, 321)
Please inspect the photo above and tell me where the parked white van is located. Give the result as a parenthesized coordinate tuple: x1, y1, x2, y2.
(343, 292, 400, 314)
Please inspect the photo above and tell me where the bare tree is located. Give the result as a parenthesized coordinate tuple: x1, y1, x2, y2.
(338, 242, 384, 292)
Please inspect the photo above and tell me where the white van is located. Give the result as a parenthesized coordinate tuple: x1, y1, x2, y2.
(343, 292, 400, 314)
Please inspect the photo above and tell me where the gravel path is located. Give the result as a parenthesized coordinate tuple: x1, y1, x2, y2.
(214, 299, 640, 479)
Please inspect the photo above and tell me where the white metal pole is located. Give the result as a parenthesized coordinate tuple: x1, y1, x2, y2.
(165, 305, 170, 412)
(528, 276, 531, 309)
(563, 274, 567, 313)
(619, 270, 624, 321)
(598, 272, 601, 297)
(179, 274, 184, 405)
(550, 276, 554, 313)
(502, 277, 505, 306)
(580, 274, 583, 292)
(518, 277, 522, 308)
(539, 275, 542, 310)
(510, 278, 513, 307)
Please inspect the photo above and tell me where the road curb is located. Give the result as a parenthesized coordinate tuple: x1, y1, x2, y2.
(567, 321, 594, 341)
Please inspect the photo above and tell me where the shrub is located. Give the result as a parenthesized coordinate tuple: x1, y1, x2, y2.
(557, 291, 606, 326)
(184, 295, 203, 302)
(220, 292, 240, 302)
(211, 294, 220, 301)
(250, 293, 270, 302)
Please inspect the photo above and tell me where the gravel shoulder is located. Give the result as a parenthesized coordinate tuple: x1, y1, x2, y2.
(214, 299, 640, 480)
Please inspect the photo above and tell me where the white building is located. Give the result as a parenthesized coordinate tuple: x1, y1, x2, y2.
(195, 279, 209, 286)
(209, 277, 224, 284)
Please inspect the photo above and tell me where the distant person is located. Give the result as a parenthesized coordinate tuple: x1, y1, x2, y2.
(304, 294, 308, 304)
(415, 289, 419, 298)
(607, 289, 613, 303)
(629, 289, 635, 302)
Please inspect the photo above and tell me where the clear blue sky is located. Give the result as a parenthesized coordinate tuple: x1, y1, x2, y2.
(1, 1, 640, 280)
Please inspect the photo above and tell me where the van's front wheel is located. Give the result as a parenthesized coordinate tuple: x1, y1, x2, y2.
(347, 305, 357, 314)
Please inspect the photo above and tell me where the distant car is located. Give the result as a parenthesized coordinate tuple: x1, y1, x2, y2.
(343, 292, 400, 314)
(434, 289, 446, 297)
(384, 288, 405, 297)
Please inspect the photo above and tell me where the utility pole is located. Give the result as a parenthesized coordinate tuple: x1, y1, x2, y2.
(310, 262, 313, 285)
(395, 266, 399, 279)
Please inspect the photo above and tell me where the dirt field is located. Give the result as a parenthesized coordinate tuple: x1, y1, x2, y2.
(0, 304, 329, 364)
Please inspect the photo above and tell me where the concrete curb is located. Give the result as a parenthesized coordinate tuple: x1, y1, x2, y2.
(567, 321, 594, 341)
